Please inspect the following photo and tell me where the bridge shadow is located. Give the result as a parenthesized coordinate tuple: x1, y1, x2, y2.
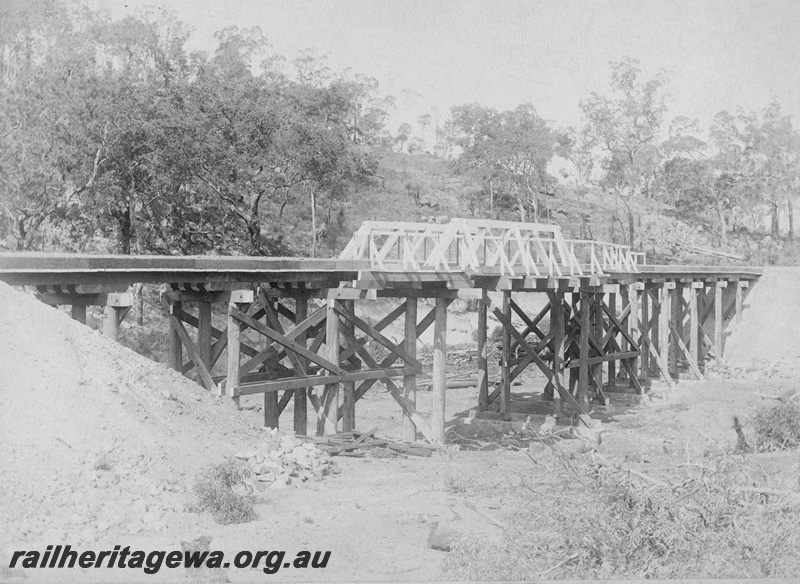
(444, 387, 645, 450)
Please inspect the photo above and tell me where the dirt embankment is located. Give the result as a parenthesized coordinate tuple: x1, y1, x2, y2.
(0, 281, 264, 557)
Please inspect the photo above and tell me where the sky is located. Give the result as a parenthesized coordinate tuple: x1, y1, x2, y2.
(87, 0, 800, 135)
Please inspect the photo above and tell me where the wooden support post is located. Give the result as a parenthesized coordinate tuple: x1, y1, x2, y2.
(103, 305, 118, 340)
(640, 288, 649, 380)
(650, 286, 661, 378)
(593, 292, 604, 399)
(689, 282, 701, 378)
(670, 283, 682, 379)
(628, 285, 641, 391)
(318, 300, 340, 435)
(715, 282, 724, 361)
(264, 385, 280, 428)
(659, 284, 670, 380)
(432, 298, 447, 445)
(549, 291, 565, 415)
(501, 291, 512, 420)
(198, 301, 213, 371)
(102, 293, 132, 342)
(735, 281, 744, 324)
(168, 300, 182, 372)
(225, 297, 242, 404)
(294, 297, 309, 435)
(544, 292, 557, 400)
(619, 287, 629, 353)
(342, 299, 356, 433)
(608, 291, 617, 389)
(477, 293, 489, 411)
(70, 304, 86, 324)
(403, 297, 418, 442)
(262, 298, 280, 428)
(578, 290, 591, 409)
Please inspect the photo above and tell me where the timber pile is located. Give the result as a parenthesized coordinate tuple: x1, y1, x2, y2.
(301, 427, 437, 458)
(234, 430, 339, 489)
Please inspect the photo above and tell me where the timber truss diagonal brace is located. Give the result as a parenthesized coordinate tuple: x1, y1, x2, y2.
(159, 292, 223, 392)
(225, 293, 440, 443)
(480, 293, 592, 425)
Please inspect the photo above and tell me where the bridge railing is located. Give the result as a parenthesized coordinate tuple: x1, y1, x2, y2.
(339, 219, 644, 276)
(564, 239, 646, 273)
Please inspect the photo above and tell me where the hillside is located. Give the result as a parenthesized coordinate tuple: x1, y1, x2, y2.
(340, 150, 800, 267)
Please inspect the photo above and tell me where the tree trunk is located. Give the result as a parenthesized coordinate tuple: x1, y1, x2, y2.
(135, 283, 144, 326)
(310, 186, 317, 258)
(15, 215, 26, 251)
(489, 180, 494, 219)
(787, 197, 794, 240)
(627, 208, 635, 248)
(716, 198, 727, 246)
(771, 200, 780, 238)
(120, 200, 132, 255)
(248, 193, 263, 254)
(129, 190, 140, 254)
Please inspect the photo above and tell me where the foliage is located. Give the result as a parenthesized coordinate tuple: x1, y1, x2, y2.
(751, 399, 800, 451)
(449, 103, 558, 222)
(2, 2, 798, 258)
(0, 3, 386, 255)
(579, 58, 669, 245)
(470, 324, 504, 360)
(190, 459, 256, 525)
(657, 103, 800, 246)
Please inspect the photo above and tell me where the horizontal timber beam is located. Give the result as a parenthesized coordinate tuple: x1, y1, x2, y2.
(237, 366, 420, 396)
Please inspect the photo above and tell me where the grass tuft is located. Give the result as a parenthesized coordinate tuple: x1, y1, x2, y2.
(751, 398, 800, 451)
(189, 459, 257, 525)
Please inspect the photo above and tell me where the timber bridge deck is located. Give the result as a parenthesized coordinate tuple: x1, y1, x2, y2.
(0, 219, 762, 444)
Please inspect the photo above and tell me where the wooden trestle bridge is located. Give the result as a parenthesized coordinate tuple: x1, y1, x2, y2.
(0, 219, 761, 444)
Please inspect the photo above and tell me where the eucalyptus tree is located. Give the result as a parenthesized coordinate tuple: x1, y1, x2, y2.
(450, 102, 557, 222)
(0, 1, 110, 250)
(580, 58, 669, 246)
(0, 4, 381, 255)
(744, 101, 800, 239)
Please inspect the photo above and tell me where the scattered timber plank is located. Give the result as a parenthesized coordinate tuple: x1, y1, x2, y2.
(386, 443, 434, 457)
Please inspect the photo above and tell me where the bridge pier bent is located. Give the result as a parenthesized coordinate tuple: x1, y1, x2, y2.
(0, 219, 761, 445)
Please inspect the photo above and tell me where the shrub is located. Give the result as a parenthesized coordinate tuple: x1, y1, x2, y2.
(190, 460, 256, 525)
(751, 399, 800, 451)
(470, 325, 504, 360)
(469, 322, 555, 364)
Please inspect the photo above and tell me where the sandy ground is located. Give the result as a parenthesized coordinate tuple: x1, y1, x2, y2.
(1, 269, 799, 582)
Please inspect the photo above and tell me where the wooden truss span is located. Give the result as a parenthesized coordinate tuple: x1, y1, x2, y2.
(339, 218, 645, 276)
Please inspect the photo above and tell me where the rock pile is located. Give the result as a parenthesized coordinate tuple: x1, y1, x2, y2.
(235, 430, 339, 489)
(705, 358, 800, 381)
